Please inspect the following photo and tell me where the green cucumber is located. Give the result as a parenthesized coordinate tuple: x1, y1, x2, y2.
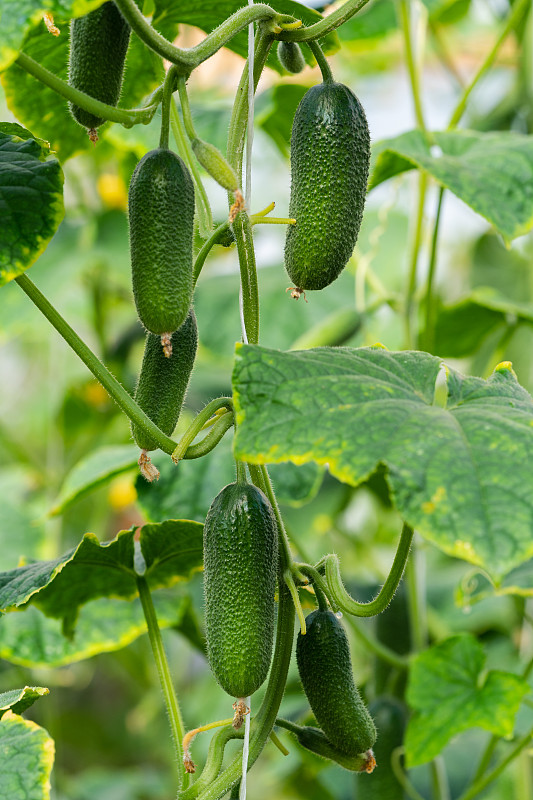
(129, 148, 194, 337)
(68, 1, 131, 131)
(203, 482, 278, 699)
(284, 81, 370, 291)
(192, 139, 239, 192)
(131, 309, 198, 452)
(281, 722, 373, 772)
(296, 609, 376, 756)
(278, 41, 306, 74)
(357, 696, 407, 800)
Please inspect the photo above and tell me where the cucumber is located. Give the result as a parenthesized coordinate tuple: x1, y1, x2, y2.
(284, 723, 374, 772)
(357, 696, 407, 800)
(68, 1, 131, 131)
(131, 309, 198, 452)
(296, 609, 376, 756)
(284, 81, 370, 291)
(192, 139, 239, 192)
(278, 41, 306, 74)
(129, 148, 194, 337)
(203, 482, 278, 699)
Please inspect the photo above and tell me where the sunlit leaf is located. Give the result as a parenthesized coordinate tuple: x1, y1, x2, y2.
(0, 712, 54, 800)
(0, 687, 49, 719)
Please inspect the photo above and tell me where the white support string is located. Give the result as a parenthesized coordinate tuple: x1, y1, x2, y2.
(239, 697, 251, 800)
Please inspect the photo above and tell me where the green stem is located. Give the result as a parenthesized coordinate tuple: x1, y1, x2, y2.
(256, 465, 296, 574)
(136, 576, 187, 789)
(16, 274, 176, 454)
(180, 726, 243, 799)
(193, 222, 231, 286)
(284, 569, 307, 633)
(431, 757, 451, 800)
(172, 398, 233, 462)
(457, 730, 533, 800)
(472, 735, 498, 784)
(114, 0, 281, 69)
(15, 52, 157, 127)
(404, 171, 428, 349)
(448, 0, 531, 129)
(276, 0, 373, 41)
(404, 545, 427, 651)
(170, 99, 213, 238)
(343, 614, 408, 670)
(232, 210, 260, 344)
(391, 747, 427, 800)
(182, 413, 234, 460)
(423, 187, 445, 354)
(307, 40, 333, 82)
(160, 67, 178, 149)
(177, 77, 196, 141)
(236, 460, 247, 484)
(323, 522, 414, 617)
(398, 0, 427, 133)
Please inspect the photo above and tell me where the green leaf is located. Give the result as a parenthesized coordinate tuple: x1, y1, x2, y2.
(0, 520, 203, 632)
(434, 287, 533, 357)
(152, 0, 339, 72)
(0, 591, 194, 667)
(50, 445, 137, 516)
(405, 634, 529, 766)
(0, 712, 54, 800)
(0, 124, 64, 285)
(0, 687, 49, 719)
(233, 344, 533, 581)
(370, 129, 533, 243)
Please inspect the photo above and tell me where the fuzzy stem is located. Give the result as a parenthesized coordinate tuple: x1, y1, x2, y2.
(276, 0, 373, 41)
(404, 172, 428, 349)
(307, 40, 333, 82)
(398, 0, 427, 133)
(181, 413, 234, 460)
(172, 398, 233, 462)
(160, 67, 178, 149)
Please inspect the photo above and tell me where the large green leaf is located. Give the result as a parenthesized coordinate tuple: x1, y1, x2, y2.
(152, 0, 339, 72)
(0, 712, 54, 800)
(370, 129, 533, 243)
(0, 520, 203, 632)
(233, 344, 533, 582)
(0, 687, 49, 719)
(434, 288, 533, 358)
(405, 635, 529, 766)
(0, 123, 64, 285)
(0, 591, 196, 667)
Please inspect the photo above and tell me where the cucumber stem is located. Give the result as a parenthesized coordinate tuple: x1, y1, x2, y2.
(193, 222, 231, 286)
(307, 41, 333, 83)
(172, 398, 234, 463)
(136, 576, 188, 789)
(236, 460, 247, 484)
(182, 413, 234, 460)
(177, 77, 197, 141)
(160, 66, 179, 149)
(422, 186, 445, 353)
(16, 274, 177, 455)
(275, 0, 373, 42)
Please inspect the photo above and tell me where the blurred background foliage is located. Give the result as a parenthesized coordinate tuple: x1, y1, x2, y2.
(1, 0, 533, 798)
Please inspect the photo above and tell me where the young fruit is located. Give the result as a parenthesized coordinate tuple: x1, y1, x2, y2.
(296, 609, 376, 756)
(131, 309, 198, 452)
(191, 138, 239, 192)
(278, 41, 306, 74)
(68, 1, 131, 132)
(287, 723, 375, 772)
(284, 81, 370, 291)
(203, 482, 278, 700)
(129, 148, 194, 340)
(357, 696, 407, 800)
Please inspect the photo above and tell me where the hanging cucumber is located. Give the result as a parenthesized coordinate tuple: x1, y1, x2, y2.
(68, 1, 131, 136)
(129, 147, 194, 351)
(296, 609, 376, 756)
(203, 481, 278, 703)
(278, 41, 306, 74)
(278, 721, 375, 772)
(284, 80, 370, 293)
(356, 696, 407, 800)
(131, 309, 198, 453)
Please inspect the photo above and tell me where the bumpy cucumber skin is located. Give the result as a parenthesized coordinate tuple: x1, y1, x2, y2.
(204, 482, 278, 699)
(357, 697, 407, 800)
(285, 81, 370, 290)
(296, 609, 376, 756)
(278, 41, 306, 74)
(68, 1, 131, 130)
(129, 148, 194, 336)
(131, 309, 198, 451)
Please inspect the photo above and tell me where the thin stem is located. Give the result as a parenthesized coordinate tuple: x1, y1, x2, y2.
(193, 222, 231, 286)
(343, 614, 408, 670)
(398, 0, 427, 133)
(232, 210, 260, 345)
(423, 187, 445, 354)
(177, 77, 196, 141)
(276, 0, 373, 42)
(404, 546, 427, 651)
(180, 726, 243, 799)
(170, 99, 213, 238)
(323, 522, 414, 617)
(137, 576, 187, 789)
(114, 0, 281, 69)
(182, 413, 234, 460)
(457, 730, 533, 800)
(284, 569, 307, 633)
(472, 735, 498, 784)
(307, 40, 333, 82)
(431, 757, 451, 800)
(15, 52, 157, 127)
(391, 747, 427, 800)
(269, 729, 289, 756)
(172, 398, 233, 462)
(448, 0, 531, 129)
(160, 67, 178, 149)
(16, 274, 176, 454)
(258, 465, 296, 574)
(404, 172, 428, 349)
(312, 582, 329, 612)
(236, 460, 247, 484)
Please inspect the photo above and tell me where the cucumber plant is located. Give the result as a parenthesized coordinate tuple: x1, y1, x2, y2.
(2, 1, 533, 800)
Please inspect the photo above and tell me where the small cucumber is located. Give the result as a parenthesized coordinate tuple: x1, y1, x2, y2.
(284, 81, 370, 291)
(192, 139, 239, 192)
(131, 309, 198, 452)
(203, 482, 278, 699)
(68, 1, 131, 131)
(296, 609, 376, 756)
(129, 148, 194, 337)
(357, 696, 407, 800)
(286, 723, 374, 772)
(278, 41, 306, 74)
